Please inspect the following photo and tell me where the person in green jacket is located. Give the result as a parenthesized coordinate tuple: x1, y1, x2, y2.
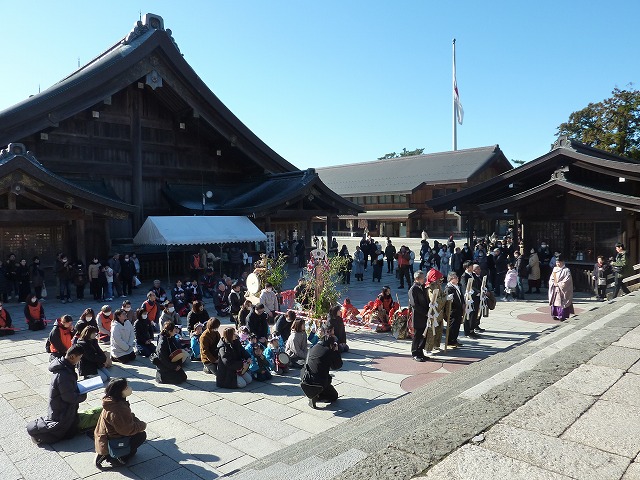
(611, 242, 631, 298)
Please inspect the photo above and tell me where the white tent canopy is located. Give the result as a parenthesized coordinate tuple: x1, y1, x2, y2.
(133, 216, 267, 246)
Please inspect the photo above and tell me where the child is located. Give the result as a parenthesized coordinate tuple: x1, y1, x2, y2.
(238, 325, 250, 344)
(264, 334, 288, 374)
(503, 263, 518, 301)
(190, 323, 203, 360)
(250, 343, 272, 381)
(592, 256, 611, 301)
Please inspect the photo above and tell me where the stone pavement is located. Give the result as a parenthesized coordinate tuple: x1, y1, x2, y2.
(0, 264, 616, 480)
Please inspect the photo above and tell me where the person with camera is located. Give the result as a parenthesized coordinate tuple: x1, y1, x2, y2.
(300, 330, 343, 409)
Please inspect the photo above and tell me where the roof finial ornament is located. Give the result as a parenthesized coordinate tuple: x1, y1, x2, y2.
(551, 135, 575, 152)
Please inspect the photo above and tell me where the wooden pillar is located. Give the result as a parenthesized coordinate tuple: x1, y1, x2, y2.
(326, 215, 333, 254)
(8, 192, 16, 210)
(265, 216, 271, 232)
(306, 218, 313, 249)
(627, 212, 638, 266)
(131, 88, 143, 232)
(76, 218, 86, 263)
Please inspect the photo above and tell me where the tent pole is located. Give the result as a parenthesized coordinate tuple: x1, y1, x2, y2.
(166, 245, 171, 288)
(220, 244, 223, 276)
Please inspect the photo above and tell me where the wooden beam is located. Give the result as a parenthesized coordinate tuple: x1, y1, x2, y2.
(20, 190, 63, 210)
(0, 209, 83, 222)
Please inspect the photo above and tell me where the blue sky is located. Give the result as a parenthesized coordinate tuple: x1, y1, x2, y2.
(0, 1, 638, 168)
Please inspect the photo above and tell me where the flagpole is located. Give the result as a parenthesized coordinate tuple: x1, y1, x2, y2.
(452, 38, 457, 151)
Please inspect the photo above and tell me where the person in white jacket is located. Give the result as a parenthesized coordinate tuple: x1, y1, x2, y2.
(111, 308, 136, 363)
(503, 263, 518, 302)
(259, 283, 279, 321)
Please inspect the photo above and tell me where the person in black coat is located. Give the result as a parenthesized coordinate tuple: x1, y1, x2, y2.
(76, 325, 110, 382)
(134, 308, 156, 357)
(460, 261, 480, 338)
(300, 336, 343, 408)
(27, 345, 87, 444)
(246, 304, 269, 342)
(408, 271, 428, 361)
(326, 305, 348, 352)
(154, 321, 187, 385)
(120, 254, 137, 296)
(228, 281, 245, 327)
(217, 327, 252, 389)
(16, 259, 31, 303)
(273, 310, 295, 343)
(444, 272, 464, 347)
(186, 300, 209, 333)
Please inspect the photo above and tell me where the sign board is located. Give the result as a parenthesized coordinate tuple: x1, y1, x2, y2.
(265, 231, 276, 256)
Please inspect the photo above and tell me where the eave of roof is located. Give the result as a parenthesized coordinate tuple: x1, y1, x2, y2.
(428, 142, 640, 212)
(478, 178, 640, 213)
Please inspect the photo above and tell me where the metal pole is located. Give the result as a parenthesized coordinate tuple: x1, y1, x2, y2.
(452, 38, 457, 151)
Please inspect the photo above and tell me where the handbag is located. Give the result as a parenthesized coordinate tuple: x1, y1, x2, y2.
(108, 436, 131, 458)
(41, 284, 48, 298)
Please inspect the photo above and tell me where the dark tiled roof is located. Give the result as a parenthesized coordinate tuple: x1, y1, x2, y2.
(163, 169, 363, 216)
(316, 145, 510, 196)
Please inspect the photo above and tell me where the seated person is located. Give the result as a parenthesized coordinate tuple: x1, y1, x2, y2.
(249, 342, 272, 381)
(200, 318, 221, 374)
(190, 322, 203, 360)
(150, 279, 167, 303)
(155, 321, 187, 385)
(187, 300, 209, 333)
(300, 336, 343, 409)
(273, 310, 295, 343)
(246, 303, 269, 343)
(201, 269, 217, 298)
(24, 295, 46, 331)
(48, 315, 75, 360)
(341, 298, 361, 326)
(27, 345, 87, 444)
(76, 325, 111, 382)
(213, 282, 231, 317)
(134, 308, 156, 357)
(171, 280, 187, 315)
(325, 306, 349, 353)
(216, 327, 252, 389)
(285, 319, 308, 367)
(264, 334, 285, 372)
(238, 300, 252, 327)
(0, 301, 15, 336)
(185, 279, 202, 304)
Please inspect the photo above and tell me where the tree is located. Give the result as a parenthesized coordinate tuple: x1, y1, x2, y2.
(378, 147, 425, 160)
(557, 86, 640, 160)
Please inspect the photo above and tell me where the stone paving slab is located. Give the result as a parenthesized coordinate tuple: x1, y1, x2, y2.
(552, 363, 624, 396)
(588, 345, 640, 370)
(562, 399, 640, 458)
(602, 373, 640, 407)
(500, 385, 596, 436)
(481, 423, 630, 480)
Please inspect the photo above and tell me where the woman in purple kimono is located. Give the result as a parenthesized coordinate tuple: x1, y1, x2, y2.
(549, 254, 574, 320)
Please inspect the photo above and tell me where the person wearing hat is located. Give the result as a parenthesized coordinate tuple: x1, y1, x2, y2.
(424, 268, 446, 355)
(228, 280, 245, 327)
(154, 321, 187, 384)
(548, 254, 574, 320)
(372, 247, 384, 282)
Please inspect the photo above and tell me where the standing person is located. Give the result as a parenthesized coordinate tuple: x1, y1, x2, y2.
(549, 254, 574, 320)
(300, 335, 343, 409)
(154, 321, 187, 384)
(120, 254, 136, 297)
(295, 238, 306, 269)
(27, 345, 86, 444)
(444, 272, 463, 347)
(56, 255, 73, 304)
(94, 378, 147, 469)
(503, 263, 518, 301)
(110, 309, 136, 364)
(460, 261, 478, 338)
(408, 247, 416, 278)
(514, 250, 527, 300)
(471, 264, 485, 334)
(352, 246, 365, 281)
(372, 248, 384, 282)
(451, 247, 464, 278)
(493, 248, 507, 297)
(228, 281, 245, 327)
(396, 246, 412, 289)
(73, 260, 88, 300)
(131, 254, 141, 285)
(16, 259, 31, 303)
(134, 308, 156, 357)
(5, 253, 19, 302)
(24, 295, 46, 331)
(259, 282, 279, 322)
(30, 257, 45, 301)
(360, 235, 370, 269)
(424, 269, 445, 355)
(611, 242, 632, 298)
(538, 241, 552, 288)
(593, 256, 611, 301)
(108, 254, 124, 299)
(200, 317, 221, 375)
(527, 248, 541, 294)
(88, 257, 101, 301)
(385, 240, 397, 274)
(216, 327, 252, 389)
(408, 270, 428, 361)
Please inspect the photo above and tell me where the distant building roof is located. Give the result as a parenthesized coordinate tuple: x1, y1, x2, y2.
(316, 145, 511, 196)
